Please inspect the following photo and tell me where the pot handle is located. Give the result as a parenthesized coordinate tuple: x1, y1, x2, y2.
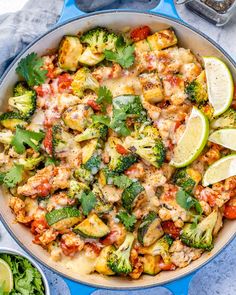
(163, 272, 195, 295)
(57, 0, 85, 24)
(150, 0, 181, 20)
(64, 278, 97, 295)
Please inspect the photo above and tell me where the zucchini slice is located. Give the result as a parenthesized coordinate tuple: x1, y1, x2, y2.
(147, 28, 177, 51)
(95, 245, 115, 275)
(73, 213, 110, 238)
(138, 212, 164, 247)
(78, 47, 104, 66)
(142, 254, 161, 275)
(58, 35, 83, 71)
(0, 112, 27, 131)
(45, 207, 82, 231)
(121, 181, 145, 212)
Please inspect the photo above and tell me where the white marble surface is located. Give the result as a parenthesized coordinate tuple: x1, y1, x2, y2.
(0, 1, 236, 295)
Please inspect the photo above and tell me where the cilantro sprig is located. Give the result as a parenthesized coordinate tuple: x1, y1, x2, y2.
(0, 164, 24, 188)
(16, 52, 48, 87)
(176, 189, 203, 215)
(117, 211, 137, 232)
(96, 86, 113, 112)
(80, 191, 97, 216)
(104, 37, 135, 69)
(11, 126, 45, 154)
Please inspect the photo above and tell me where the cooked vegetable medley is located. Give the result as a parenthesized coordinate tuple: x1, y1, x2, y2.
(1, 26, 236, 279)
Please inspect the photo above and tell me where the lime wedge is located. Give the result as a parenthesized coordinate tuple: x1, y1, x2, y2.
(203, 154, 236, 186)
(171, 106, 209, 168)
(203, 56, 233, 117)
(0, 258, 13, 292)
(209, 129, 236, 151)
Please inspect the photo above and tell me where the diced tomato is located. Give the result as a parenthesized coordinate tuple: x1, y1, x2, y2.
(43, 127, 53, 156)
(174, 121, 182, 132)
(60, 240, 78, 256)
(166, 75, 182, 87)
(35, 180, 52, 197)
(87, 99, 101, 111)
(58, 73, 72, 92)
(100, 230, 118, 246)
(224, 198, 236, 219)
(161, 221, 181, 239)
(35, 85, 44, 97)
(46, 68, 55, 79)
(130, 26, 151, 42)
(124, 163, 144, 179)
(159, 259, 176, 271)
(31, 218, 48, 235)
(116, 144, 128, 155)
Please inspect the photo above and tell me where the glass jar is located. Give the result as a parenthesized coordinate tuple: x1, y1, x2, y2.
(176, 0, 236, 26)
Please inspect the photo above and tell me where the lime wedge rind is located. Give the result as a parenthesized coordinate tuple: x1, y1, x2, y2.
(171, 106, 209, 168)
(202, 154, 236, 186)
(203, 56, 234, 117)
(0, 258, 13, 292)
(209, 128, 236, 151)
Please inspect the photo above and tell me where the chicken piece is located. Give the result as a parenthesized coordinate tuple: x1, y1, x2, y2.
(143, 167, 167, 200)
(134, 51, 158, 74)
(125, 162, 145, 180)
(129, 248, 144, 279)
(170, 240, 202, 268)
(92, 63, 122, 82)
(9, 197, 33, 224)
(38, 228, 58, 247)
(156, 47, 198, 77)
(17, 165, 70, 198)
(99, 184, 123, 203)
(142, 101, 161, 122)
(181, 63, 201, 83)
(159, 185, 191, 227)
(60, 232, 85, 256)
(47, 192, 76, 212)
(162, 74, 187, 105)
(199, 144, 221, 166)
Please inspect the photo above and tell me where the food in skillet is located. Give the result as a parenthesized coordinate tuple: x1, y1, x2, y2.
(0, 25, 236, 278)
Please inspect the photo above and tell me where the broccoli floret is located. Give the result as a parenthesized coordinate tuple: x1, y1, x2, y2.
(0, 129, 13, 144)
(211, 108, 236, 129)
(74, 166, 94, 184)
(71, 67, 99, 97)
(110, 153, 138, 173)
(107, 232, 134, 275)
(52, 125, 75, 156)
(80, 27, 118, 53)
(180, 211, 218, 251)
(0, 112, 27, 130)
(185, 71, 208, 104)
(68, 179, 89, 198)
(84, 154, 101, 175)
(122, 181, 144, 212)
(106, 137, 138, 173)
(75, 123, 108, 142)
(124, 126, 166, 168)
(141, 235, 172, 264)
(8, 82, 36, 119)
(173, 168, 196, 194)
(18, 155, 44, 170)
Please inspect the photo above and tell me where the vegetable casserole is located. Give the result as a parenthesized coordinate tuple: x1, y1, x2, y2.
(0, 26, 236, 279)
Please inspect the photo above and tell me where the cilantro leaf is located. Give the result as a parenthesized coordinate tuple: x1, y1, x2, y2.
(92, 115, 111, 126)
(2, 164, 24, 188)
(105, 44, 135, 69)
(113, 174, 133, 189)
(16, 53, 48, 87)
(11, 126, 45, 154)
(117, 211, 137, 231)
(176, 189, 203, 215)
(96, 86, 113, 112)
(81, 191, 97, 216)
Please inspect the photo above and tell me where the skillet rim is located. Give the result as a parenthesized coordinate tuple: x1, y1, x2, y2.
(0, 9, 236, 290)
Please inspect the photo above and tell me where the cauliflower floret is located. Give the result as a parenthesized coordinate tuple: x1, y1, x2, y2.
(170, 240, 202, 268)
